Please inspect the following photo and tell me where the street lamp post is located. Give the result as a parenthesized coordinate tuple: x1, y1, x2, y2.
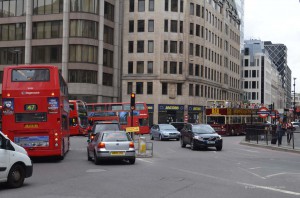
(293, 77, 296, 121)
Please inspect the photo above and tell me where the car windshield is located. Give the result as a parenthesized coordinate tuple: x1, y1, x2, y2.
(102, 132, 131, 142)
(160, 124, 176, 130)
(192, 125, 215, 134)
(95, 124, 119, 133)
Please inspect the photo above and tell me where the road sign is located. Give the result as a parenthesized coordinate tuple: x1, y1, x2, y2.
(126, 127, 140, 133)
(270, 110, 279, 119)
(257, 107, 269, 118)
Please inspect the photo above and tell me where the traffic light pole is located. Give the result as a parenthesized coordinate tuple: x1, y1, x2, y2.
(131, 109, 134, 139)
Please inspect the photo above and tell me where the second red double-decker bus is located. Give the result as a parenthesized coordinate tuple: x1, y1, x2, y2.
(87, 102, 150, 134)
(1, 65, 70, 159)
(206, 100, 263, 135)
(69, 100, 88, 136)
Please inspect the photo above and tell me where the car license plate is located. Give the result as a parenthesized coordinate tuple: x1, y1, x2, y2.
(110, 151, 125, 156)
(207, 141, 215, 144)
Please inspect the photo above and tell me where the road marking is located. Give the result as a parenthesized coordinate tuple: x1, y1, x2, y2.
(238, 167, 266, 179)
(235, 148, 260, 153)
(265, 172, 287, 178)
(238, 182, 300, 196)
(137, 158, 154, 164)
(86, 169, 106, 173)
(249, 167, 262, 170)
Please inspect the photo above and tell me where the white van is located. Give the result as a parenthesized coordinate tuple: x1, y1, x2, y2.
(0, 131, 33, 188)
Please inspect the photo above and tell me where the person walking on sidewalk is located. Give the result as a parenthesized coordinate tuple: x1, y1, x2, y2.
(276, 118, 284, 146)
(286, 120, 294, 145)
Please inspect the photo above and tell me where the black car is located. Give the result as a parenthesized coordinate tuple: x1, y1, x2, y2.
(170, 122, 186, 132)
(180, 123, 223, 151)
(88, 121, 121, 140)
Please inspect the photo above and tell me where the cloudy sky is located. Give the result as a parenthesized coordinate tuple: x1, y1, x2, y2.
(244, 0, 300, 92)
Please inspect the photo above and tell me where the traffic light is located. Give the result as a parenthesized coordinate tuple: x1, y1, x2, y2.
(268, 104, 273, 110)
(130, 93, 135, 110)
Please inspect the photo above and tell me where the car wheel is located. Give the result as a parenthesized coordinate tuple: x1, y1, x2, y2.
(216, 145, 222, 151)
(150, 133, 154, 140)
(128, 158, 136, 164)
(159, 134, 163, 141)
(7, 164, 25, 188)
(176, 138, 180, 141)
(180, 138, 186, 148)
(190, 140, 196, 150)
(94, 151, 101, 165)
(87, 149, 92, 161)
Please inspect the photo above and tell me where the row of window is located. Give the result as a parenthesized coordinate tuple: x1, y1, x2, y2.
(0, 0, 114, 19)
(243, 92, 260, 100)
(243, 70, 260, 78)
(244, 58, 261, 67)
(129, 0, 155, 12)
(68, 70, 113, 86)
(0, 23, 25, 41)
(243, 81, 260, 89)
(126, 81, 239, 101)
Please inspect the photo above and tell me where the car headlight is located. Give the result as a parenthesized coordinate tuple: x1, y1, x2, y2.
(194, 136, 203, 140)
(162, 132, 168, 135)
(216, 136, 222, 140)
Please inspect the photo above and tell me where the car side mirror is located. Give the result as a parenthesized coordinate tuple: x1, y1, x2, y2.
(5, 139, 14, 150)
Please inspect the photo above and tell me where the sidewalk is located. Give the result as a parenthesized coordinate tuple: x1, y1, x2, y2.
(240, 130, 300, 154)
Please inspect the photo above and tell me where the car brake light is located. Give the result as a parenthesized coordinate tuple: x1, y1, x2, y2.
(129, 142, 134, 148)
(97, 142, 105, 148)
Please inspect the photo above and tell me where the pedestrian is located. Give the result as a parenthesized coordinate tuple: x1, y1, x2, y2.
(276, 118, 284, 146)
(286, 120, 294, 145)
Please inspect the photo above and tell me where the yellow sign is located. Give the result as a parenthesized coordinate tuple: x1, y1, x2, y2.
(24, 124, 39, 128)
(126, 127, 140, 133)
(212, 108, 220, 115)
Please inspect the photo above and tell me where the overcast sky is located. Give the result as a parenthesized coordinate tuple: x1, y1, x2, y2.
(244, 0, 300, 92)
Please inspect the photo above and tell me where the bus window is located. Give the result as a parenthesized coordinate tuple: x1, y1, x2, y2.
(111, 104, 123, 111)
(136, 104, 145, 110)
(95, 105, 106, 111)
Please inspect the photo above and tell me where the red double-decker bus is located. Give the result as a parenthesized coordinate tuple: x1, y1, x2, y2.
(87, 102, 149, 134)
(69, 100, 88, 136)
(205, 100, 264, 135)
(1, 65, 70, 159)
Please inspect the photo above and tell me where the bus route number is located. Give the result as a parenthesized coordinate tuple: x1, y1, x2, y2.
(25, 104, 37, 111)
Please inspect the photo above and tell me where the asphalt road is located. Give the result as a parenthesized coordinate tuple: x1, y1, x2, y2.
(1, 135, 300, 198)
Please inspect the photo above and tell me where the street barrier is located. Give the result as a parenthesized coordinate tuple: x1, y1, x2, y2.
(134, 137, 153, 158)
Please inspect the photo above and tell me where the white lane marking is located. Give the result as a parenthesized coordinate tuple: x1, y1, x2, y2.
(249, 167, 262, 170)
(238, 167, 266, 179)
(137, 158, 154, 164)
(265, 172, 287, 178)
(238, 182, 300, 196)
(86, 169, 106, 173)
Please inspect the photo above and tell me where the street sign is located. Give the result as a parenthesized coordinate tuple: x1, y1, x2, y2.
(257, 107, 269, 118)
(126, 127, 140, 133)
(270, 110, 279, 119)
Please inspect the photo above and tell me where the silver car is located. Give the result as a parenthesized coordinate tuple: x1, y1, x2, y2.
(150, 124, 180, 141)
(87, 131, 136, 164)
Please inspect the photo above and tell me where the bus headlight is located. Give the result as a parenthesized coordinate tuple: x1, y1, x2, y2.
(55, 138, 58, 141)
(55, 143, 58, 147)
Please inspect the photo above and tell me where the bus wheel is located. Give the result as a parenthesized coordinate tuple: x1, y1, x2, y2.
(59, 141, 65, 160)
(7, 164, 25, 188)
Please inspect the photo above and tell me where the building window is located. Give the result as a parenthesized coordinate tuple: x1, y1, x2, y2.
(165, 0, 169, 11)
(103, 49, 113, 68)
(179, 62, 183, 74)
(162, 82, 168, 95)
(0, 23, 26, 41)
(171, 0, 178, 12)
(103, 73, 113, 86)
(164, 20, 168, 32)
(148, 20, 154, 32)
(195, 84, 200, 96)
(104, 25, 114, 45)
(34, 0, 64, 15)
(189, 63, 193, 75)
(147, 82, 153, 94)
(70, 0, 98, 14)
(189, 43, 194, 55)
(0, 47, 25, 65)
(138, 0, 145, 12)
(69, 45, 97, 63)
(189, 84, 193, 96)
(127, 82, 133, 94)
(68, 69, 97, 84)
(149, 0, 155, 11)
(190, 23, 194, 35)
(0, 0, 26, 17)
(69, 20, 98, 39)
(128, 41, 134, 53)
(148, 40, 154, 53)
(170, 41, 177, 53)
(180, 21, 183, 33)
(244, 59, 249, 66)
(137, 40, 144, 53)
(170, 62, 177, 74)
(137, 61, 144, 74)
(164, 61, 168, 74)
(164, 40, 168, 53)
(180, 0, 184, 12)
(138, 20, 145, 32)
(171, 20, 178, 32)
(32, 45, 62, 64)
(104, 2, 114, 22)
(129, 0, 134, 12)
(190, 3, 194, 15)
(128, 61, 133, 74)
(147, 61, 153, 73)
(129, 20, 134, 32)
(177, 83, 182, 95)
(195, 64, 199, 76)
(136, 82, 144, 94)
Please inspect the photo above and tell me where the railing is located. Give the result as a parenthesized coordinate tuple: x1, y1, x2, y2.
(245, 124, 300, 150)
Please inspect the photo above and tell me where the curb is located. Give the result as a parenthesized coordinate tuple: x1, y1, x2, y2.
(240, 141, 300, 154)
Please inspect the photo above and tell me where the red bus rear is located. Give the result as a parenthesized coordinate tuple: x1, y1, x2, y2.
(87, 102, 149, 134)
(69, 100, 88, 136)
(1, 65, 70, 159)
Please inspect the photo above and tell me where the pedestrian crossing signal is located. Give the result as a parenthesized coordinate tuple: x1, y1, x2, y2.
(130, 93, 135, 110)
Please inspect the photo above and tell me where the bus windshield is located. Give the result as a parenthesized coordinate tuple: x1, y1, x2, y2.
(12, 69, 50, 82)
(207, 116, 225, 124)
